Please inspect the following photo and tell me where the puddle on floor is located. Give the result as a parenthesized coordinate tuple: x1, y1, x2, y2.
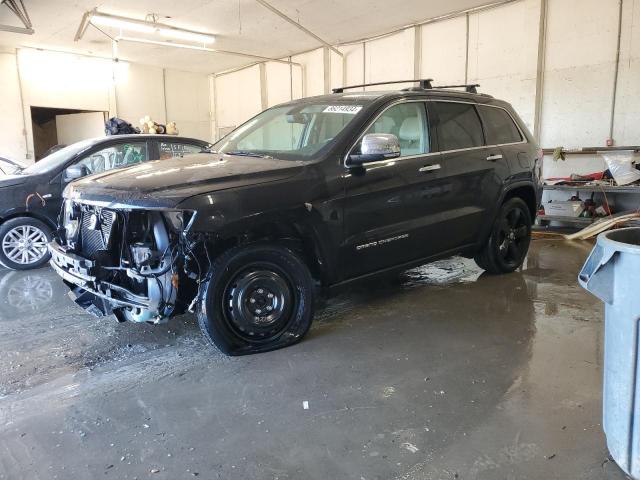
(401, 256, 484, 287)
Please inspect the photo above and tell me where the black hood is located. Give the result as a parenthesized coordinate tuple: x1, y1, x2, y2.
(65, 153, 305, 209)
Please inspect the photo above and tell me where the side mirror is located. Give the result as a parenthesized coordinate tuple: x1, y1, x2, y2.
(347, 133, 401, 166)
(64, 164, 89, 182)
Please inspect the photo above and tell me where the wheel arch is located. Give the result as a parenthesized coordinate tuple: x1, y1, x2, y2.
(199, 213, 333, 286)
(501, 183, 538, 221)
(0, 211, 57, 231)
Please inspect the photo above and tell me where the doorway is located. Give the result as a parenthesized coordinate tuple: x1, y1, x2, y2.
(30, 107, 107, 161)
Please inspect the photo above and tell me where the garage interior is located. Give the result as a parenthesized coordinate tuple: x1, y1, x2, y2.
(0, 0, 639, 479)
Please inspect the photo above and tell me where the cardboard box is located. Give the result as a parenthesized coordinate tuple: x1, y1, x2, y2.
(545, 201, 585, 217)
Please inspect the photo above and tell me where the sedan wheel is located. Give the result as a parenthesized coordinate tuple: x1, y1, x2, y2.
(0, 218, 52, 270)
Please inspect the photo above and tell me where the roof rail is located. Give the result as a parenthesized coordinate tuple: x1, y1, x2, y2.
(332, 78, 433, 94)
(433, 84, 481, 94)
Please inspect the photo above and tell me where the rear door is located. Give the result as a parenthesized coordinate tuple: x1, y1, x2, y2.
(476, 103, 526, 180)
(430, 100, 509, 250)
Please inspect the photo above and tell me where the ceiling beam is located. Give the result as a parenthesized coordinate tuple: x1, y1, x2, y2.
(0, 24, 33, 34)
(115, 36, 300, 66)
(1, 0, 34, 34)
(254, 0, 343, 57)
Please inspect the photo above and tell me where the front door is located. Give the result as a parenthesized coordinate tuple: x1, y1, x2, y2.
(47, 140, 150, 221)
(341, 101, 449, 279)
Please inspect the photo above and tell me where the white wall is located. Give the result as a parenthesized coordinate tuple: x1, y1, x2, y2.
(164, 70, 212, 141)
(16, 48, 115, 161)
(292, 48, 326, 97)
(540, 0, 620, 148)
(0, 48, 213, 163)
(612, 0, 640, 146)
(0, 49, 27, 161)
(213, 64, 262, 138)
(340, 43, 365, 89)
(210, 0, 640, 166)
(3, 0, 638, 162)
(56, 112, 106, 145)
(365, 29, 416, 90)
(420, 17, 467, 85)
(468, 0, 540, 131)
(115, 63, 165, 126)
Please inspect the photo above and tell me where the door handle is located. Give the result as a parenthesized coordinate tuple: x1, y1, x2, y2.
(486, 154, 503, 161)
(419, 164, 441, 173)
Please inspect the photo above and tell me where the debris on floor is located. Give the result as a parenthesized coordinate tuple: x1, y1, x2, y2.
(564, 212, 640, 240)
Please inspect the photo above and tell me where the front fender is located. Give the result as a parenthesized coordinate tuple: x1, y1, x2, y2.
(177, 177, 342, 285)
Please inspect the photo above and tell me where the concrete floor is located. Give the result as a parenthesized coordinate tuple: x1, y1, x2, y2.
(0, 240, 628, 480)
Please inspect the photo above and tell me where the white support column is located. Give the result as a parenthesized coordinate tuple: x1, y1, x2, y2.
(323, 46, 331, 94)
(414, 25, 422, 79)
(259, 62, 268, 109)
(533, 0, 548, 144)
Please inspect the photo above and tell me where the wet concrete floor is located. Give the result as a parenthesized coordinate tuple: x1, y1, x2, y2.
(0, 240, 628, 479)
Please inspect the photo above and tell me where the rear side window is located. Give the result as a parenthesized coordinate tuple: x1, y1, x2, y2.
(434, 102, 484, 151)
(159, 142, 204, 160)
(478, 105, 522, 145)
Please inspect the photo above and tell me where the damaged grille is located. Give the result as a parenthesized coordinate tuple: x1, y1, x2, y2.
(79, 208, 116, 257)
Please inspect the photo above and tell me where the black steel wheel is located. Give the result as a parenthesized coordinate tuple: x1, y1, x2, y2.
(475, 198, 532, 274)
(197, 243, 315, 355)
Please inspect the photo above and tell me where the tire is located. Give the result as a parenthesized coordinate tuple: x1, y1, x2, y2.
(197, 243, 315, 356)
(0, 217, 53, 271)
(475, 198, 532, 275)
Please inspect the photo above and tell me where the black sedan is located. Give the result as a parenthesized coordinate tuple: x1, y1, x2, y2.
(0, 134, 210, 270)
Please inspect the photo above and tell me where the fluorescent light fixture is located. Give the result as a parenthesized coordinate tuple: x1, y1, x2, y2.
(91, 14, 156, 34)
(89, 12, 215, 44)
(158, 28, 215, 44)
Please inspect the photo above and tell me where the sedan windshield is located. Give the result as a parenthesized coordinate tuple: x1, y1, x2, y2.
(213, 103, 364, 160)
(21, 138, 97, 175)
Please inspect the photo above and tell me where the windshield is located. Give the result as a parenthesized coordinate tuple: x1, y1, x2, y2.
(0, 158, 22, 175)
(213, 103, 364, 160)
(21, 139, 97, 175)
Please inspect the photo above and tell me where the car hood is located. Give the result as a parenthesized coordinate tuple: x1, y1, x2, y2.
(65, 153, 306, 209)
(0, 174, 28, 188)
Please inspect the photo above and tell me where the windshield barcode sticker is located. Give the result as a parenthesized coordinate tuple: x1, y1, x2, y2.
(323, 105, 363, 114)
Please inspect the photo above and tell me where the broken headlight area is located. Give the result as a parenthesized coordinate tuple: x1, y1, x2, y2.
(50, 202, 202, 325)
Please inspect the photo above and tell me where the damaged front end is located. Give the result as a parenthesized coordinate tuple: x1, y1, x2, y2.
(49, 200, 203, 324)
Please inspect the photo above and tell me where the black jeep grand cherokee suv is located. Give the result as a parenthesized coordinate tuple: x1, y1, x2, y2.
(50, 80, 542, 355)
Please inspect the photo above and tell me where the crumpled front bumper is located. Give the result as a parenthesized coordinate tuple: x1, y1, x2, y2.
(48, 240, 152, 317)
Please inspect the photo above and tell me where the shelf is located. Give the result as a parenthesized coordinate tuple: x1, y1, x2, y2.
(537, 215, 596, 226)
(542, 146, 640, 155)
(543, 184, 640, 193)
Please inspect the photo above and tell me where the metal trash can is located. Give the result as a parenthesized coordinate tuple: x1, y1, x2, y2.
(579, 227, 640, 478)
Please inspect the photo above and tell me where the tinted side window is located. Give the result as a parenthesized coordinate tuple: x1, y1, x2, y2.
(478, 106, 522, 145)
(356, 102, 430, 157)
(434, 102, 484, 151)
(75, 142, 147, 176)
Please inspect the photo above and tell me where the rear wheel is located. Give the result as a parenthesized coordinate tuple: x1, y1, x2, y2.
(475, 198, 532, 274)
(0, 217, 52, 270)
(197, 243, 315, 355)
